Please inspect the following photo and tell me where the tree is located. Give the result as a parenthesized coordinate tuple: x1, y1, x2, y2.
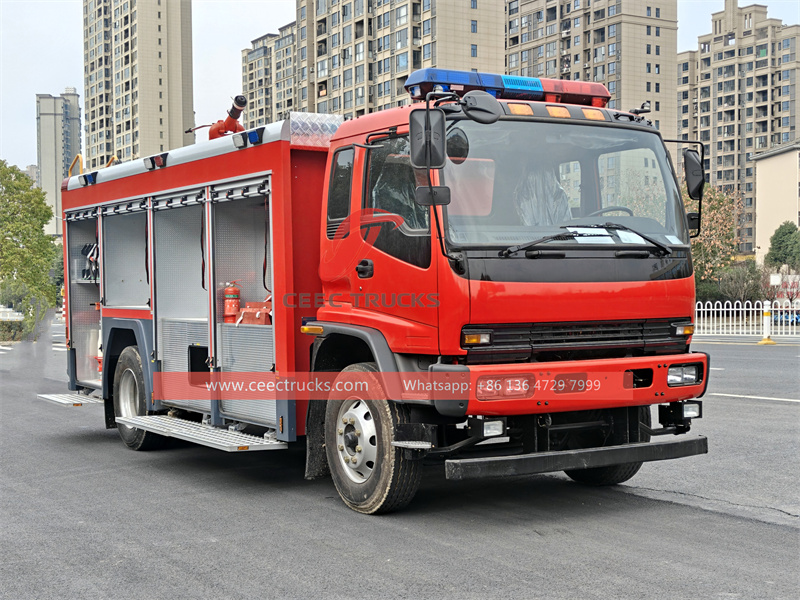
(718, 260, 760, 304)
(764, 221, 800, 271)
(0, 161, 59, 340)
(683, 185, 742, 284)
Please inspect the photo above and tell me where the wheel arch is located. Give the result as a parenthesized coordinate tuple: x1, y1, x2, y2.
(102, 317, 155, 429)
(304, 323, 398, 480)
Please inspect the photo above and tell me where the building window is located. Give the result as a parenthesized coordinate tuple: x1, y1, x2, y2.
(647, 25, 651, 35)
(471, 20, 477, 33)
(655, 27, 660, 36)
(656, 45, 660, 56)
(471, 0, 477, 8)
(646, 82, 651, 92)
(656, 8, 660, 18)
(647, 44, 651, 54)
(647, 7, 651, 17)
(471, 44, 477, 57)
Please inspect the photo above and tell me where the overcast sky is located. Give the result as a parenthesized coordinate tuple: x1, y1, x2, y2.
(1, 0, 798, 170)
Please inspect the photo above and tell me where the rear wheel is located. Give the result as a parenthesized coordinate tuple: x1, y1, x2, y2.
(324, 363, 421, 514)
(113, 346, 164, 451)
(564, 406, 651, 486)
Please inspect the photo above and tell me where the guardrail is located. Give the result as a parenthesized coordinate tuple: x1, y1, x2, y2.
(695, 300, 800, 337)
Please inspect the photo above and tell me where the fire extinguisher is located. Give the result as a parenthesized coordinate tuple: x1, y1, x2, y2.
(223, 281, 241, 324)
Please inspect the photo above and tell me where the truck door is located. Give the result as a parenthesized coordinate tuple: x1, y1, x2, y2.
(321, 136, 439, 352)
(357, 135, 439, 351)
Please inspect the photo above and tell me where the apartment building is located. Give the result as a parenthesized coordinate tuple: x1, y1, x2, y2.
(242, 0, 504, 126)
(83, 0, 194, 170)
(36, 88, 82, 236)
(506, 0, 677, 138)
(677, 0, 799, 253)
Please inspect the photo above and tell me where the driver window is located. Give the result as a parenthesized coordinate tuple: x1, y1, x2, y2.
(363, 136, 431, 268)
(599, 150, 667, 224)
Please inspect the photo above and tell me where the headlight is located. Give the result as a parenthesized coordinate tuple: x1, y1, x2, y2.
(667, 364, 700, 386)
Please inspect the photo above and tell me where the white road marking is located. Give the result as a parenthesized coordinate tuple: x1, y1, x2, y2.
(710, 367, 725, 371)
(0, 346, 12, 350)
(52, 347, 68, 352)
(710, 393, 800, 404)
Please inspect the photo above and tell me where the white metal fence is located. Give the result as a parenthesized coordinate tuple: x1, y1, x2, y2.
(695, 300, 800, 337)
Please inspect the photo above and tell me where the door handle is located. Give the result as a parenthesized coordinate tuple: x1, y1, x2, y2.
(356, 259, 374, 279)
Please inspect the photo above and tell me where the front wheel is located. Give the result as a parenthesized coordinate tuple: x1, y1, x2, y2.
(113, 346, 164, 451)
(324, 363, 421, 514)
(564, 406, 651, 486)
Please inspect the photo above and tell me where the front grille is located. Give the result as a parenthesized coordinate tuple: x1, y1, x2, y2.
(463, 318, 688, 364)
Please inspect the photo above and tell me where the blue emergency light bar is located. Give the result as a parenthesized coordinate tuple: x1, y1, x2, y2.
(404, 68, 611, 107)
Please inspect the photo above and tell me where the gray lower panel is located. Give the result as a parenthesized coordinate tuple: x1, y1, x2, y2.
(37, 393, 103, 407)
(218, 323, 276, 425)
(445, 437, 709, 480)
(159, 318, 211, 413)
(116, 415, 287, 452)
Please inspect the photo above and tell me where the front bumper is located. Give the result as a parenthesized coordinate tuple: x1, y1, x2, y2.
(429, 352, 709, 417)
(445, 435, 708, 480)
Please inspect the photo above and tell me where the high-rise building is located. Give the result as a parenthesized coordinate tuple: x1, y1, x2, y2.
(242, 34, 279, 130)
(507, 0, 677, 139)
(82, 0, 194, 170)
(24, 165, 40, 186)
(677, 0, 799, 253)
(242, 0, 504, 127)
(36, 88, 82, 236)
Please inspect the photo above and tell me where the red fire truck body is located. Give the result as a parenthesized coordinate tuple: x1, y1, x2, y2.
(44, 70, 709, 513)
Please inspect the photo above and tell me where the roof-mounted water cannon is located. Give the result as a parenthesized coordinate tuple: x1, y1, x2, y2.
(630, 101, 651, 115)
(208, 95, 248, 140)
(404, 68, 611, 107)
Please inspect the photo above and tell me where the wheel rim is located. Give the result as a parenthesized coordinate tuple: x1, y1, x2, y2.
(335, 398, 379, 484)
(117, 368, 139, 430)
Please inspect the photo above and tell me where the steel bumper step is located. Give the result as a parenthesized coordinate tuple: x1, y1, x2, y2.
(445, 436, 708, 481)
(115, 415, 287, 452)
(37, 393, 104, 407)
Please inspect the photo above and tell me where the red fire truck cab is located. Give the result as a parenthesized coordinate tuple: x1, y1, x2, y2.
(43, 69, 709, 514)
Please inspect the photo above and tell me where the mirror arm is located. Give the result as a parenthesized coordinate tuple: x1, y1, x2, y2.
(664, 138, 704, 237)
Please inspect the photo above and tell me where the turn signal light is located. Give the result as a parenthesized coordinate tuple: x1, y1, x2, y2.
(463, 333, 491, 345)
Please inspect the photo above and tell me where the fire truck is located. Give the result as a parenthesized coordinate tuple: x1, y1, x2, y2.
(41, 69, 710, 514)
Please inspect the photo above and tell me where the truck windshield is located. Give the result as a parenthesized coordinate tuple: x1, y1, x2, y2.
(441, 119, 688, 249)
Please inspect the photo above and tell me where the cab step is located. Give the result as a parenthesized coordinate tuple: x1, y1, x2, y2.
(115, 415, 287, 452)
(37, 393, 104, 407)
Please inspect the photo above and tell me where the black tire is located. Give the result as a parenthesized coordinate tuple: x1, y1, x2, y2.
(112, 346, 164, 451)
(565, 406, 651, 486)
(324, 363, 422, 514)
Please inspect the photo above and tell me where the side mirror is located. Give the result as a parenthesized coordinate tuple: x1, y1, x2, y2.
(686, 212, 700, 232)
(415, 185, 451, 206)
(461, 90, 503, 125)
(683, 148, 704, 201)
(409, 107, 446, 169)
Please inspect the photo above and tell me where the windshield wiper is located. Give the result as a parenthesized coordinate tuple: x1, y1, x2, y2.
(500, 230, 611, 257)
(584, 222, 673, 256)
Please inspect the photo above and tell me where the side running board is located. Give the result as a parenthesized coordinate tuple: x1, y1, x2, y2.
(115, 415, 287, 452)
(37, 393, 104, 407)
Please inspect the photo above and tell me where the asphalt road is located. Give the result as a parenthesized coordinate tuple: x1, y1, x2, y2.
(1, 322, 798, 600)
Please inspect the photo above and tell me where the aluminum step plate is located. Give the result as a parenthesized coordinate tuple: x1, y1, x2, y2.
(37, 393, 104, 407)
(115, 415, 287, 452)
